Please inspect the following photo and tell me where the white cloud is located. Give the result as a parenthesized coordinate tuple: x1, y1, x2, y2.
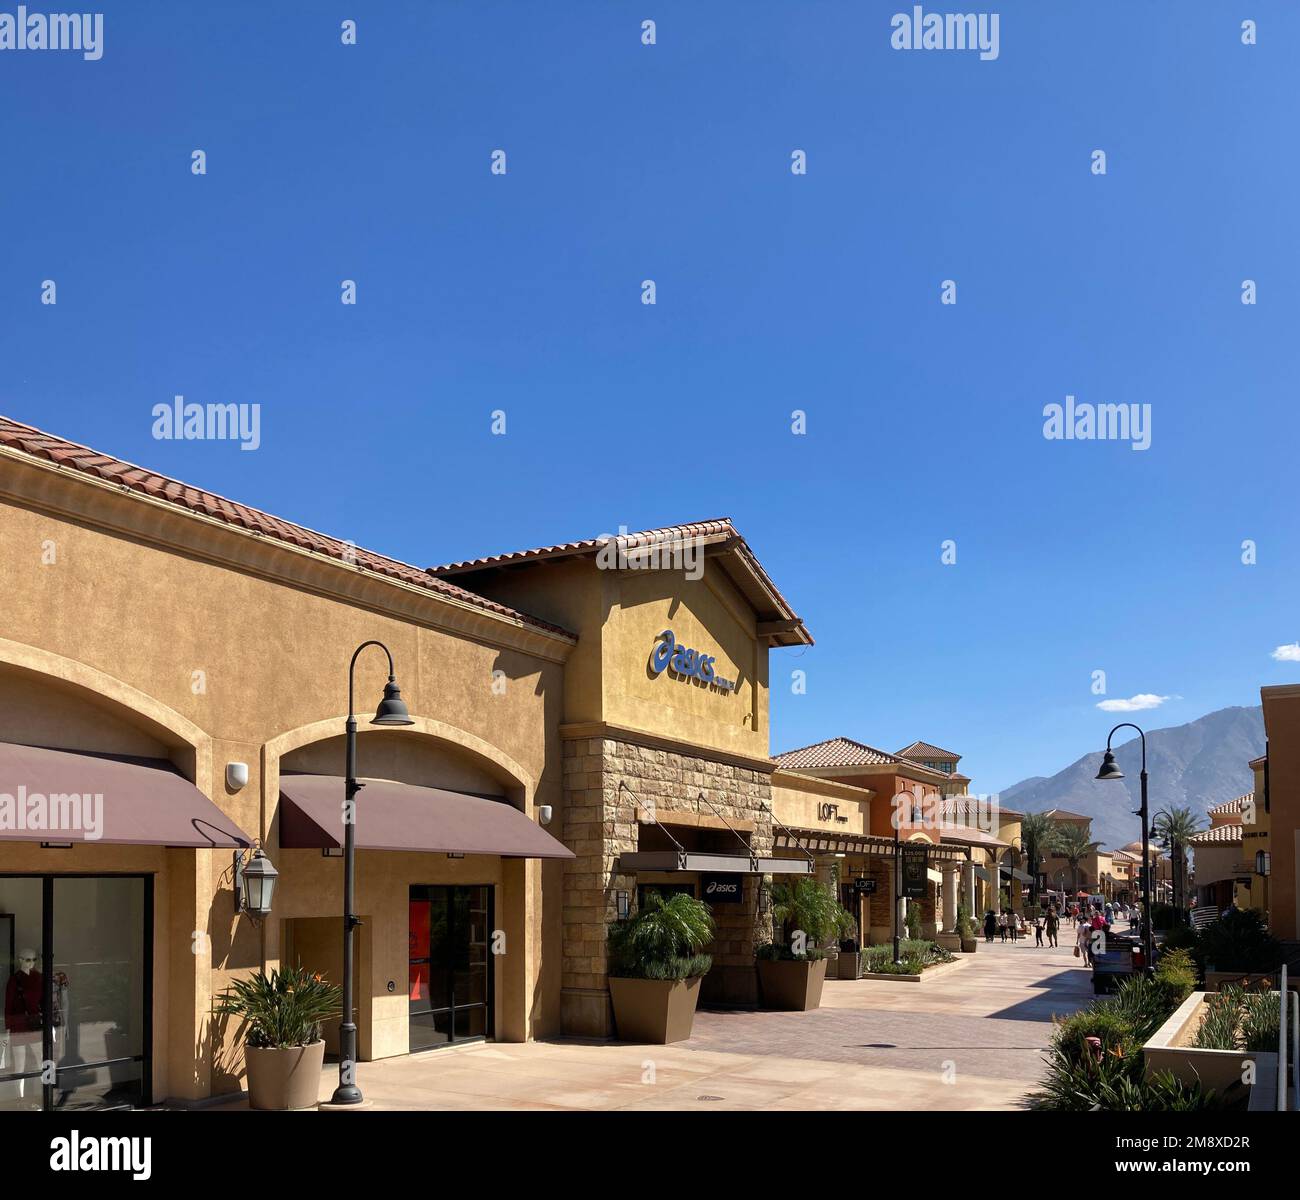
(1096, 694, 1170, 713)
(1271, 643, 1300, 662)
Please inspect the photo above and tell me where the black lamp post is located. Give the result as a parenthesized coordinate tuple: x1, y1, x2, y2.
(1095, 723, 1153, 974)
(892, 817, 902, 964)
(330, 640, 413, 1106)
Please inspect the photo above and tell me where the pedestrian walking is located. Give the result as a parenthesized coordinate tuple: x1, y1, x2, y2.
(1045, 907, 1059, 947)
(1034, 913, 1044, 946)
(983, 910, 996, 943)
(997, 910, 1008, 942)
(1075, 916, 1094, 966)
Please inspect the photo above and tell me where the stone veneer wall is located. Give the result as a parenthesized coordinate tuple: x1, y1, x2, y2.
(560, 734, 774, 1037)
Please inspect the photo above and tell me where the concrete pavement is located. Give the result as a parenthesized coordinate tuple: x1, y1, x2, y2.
(215, 936, 1094, 1111)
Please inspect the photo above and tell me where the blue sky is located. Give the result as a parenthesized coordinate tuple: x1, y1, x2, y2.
(3, 1, 1298, 792)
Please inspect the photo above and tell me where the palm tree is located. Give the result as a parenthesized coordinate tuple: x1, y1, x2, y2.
(1153, 805, 1203, 922)
(1050, 823, 1095, 900)
(1018, 811, 1056, 904)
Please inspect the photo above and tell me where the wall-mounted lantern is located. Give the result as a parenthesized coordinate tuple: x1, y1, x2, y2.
(234, 845, 279, 918)
(1255, 851, 1271, 877)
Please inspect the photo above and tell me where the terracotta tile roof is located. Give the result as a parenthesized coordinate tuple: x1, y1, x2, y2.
(772, 736, 948, 777)
(1208, 793, 1252, 818)
(896, 740, 961, 762)
(1189, 824, 1243, 846)
(1044, 808, 1092, 823)
(428, 518, 811, 647)
(0, 415, 574, 640)
(1249, 754, 1267, 770)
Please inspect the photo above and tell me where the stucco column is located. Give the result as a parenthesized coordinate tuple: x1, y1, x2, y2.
(942, 866, 958, 931)
(963, 860, 976, 917)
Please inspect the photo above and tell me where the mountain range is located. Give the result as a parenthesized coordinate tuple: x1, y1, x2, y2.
(998, 705, 1265, 849)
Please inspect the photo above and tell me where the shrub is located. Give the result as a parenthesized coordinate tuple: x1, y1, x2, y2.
(214, 965, 342, 1049)
(1110, 974, 1188, 1043)
(905, 901, 922, 941)
(608, 892, 714, 981)
(1053, 1008, 1141, 1065)
(861, 938, 951, 974)
(1195, 908, 1282, 975)
(1191, 986, 1243, 1050)
(1240, 989, 1281, 1052)
(1153, 948, 1197, 999)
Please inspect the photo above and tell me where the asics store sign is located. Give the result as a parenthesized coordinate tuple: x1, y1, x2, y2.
(649, 629, 735, 693)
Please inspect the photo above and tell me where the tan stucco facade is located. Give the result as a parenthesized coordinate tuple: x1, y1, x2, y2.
(0, 447, 573, 1103)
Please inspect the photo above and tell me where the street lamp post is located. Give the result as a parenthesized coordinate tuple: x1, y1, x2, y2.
(330, 640, 414, 1107)
(892, 817, 902, 964)
(1095, 723, 1153, 974)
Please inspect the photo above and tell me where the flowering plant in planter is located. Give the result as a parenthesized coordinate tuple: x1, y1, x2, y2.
(215, 964, 342, 1048)
(215, 965, 343, 1110)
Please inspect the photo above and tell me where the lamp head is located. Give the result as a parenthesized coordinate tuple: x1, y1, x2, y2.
(372, 678, 414, 726)
(1095, 750, 1124, 782)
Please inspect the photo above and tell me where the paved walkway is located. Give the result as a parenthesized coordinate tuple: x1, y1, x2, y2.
(219, 937, 1094, 1111)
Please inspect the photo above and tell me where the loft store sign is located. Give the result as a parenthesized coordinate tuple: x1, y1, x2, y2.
(649, 629, 736, 693)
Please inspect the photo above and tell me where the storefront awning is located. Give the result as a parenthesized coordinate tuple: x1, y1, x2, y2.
(278, 774, 574, 858)
(618, 850, 813, 875)
(972, 865, 993, 883)
(1000, 865, 1034, 883)
(0, 741, 252, 848)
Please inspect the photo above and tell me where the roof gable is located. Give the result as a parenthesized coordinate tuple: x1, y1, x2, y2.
(428, 519, 811, 647)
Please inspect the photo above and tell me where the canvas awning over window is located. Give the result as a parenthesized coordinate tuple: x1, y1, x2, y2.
(0, 741, 252, 848)
(278, 774, 573, 858)
(1000, 865, 1034, 884)
(971, 865, 993, 883)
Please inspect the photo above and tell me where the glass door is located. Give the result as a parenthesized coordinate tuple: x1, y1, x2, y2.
(0, 875, 150, 1111)
(408, 885, 492, 1052)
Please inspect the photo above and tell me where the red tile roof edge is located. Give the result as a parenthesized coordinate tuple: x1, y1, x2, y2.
(427, 518, 811, 644)
(0, 415, 575, 641)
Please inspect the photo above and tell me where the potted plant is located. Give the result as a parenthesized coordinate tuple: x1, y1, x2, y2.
(757, 878, 844, 1011)
(956, 903, 978, 954)
(607, 892, 714, 1043)
(215, 964, 341, 1110)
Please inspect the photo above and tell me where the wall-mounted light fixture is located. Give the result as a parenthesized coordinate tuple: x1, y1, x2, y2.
(538, 805, 553, 826)
(1255, 851, 1271, 876)
(617, 891, 630, 920)
(234, 845, 279, 918)
(226, 762, 249, 790)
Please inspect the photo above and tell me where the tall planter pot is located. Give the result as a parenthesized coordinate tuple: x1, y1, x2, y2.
(758, 957, 827, 1011)
(245, 1040, 326, 1110)
(609, 976, 702, 1044)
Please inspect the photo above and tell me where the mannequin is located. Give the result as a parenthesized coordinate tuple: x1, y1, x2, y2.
(3, 949, 67, 1103)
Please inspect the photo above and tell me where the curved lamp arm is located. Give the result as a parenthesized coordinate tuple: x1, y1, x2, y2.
(1105, 722, 1146, 771)
(348, 639, 396, 718)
